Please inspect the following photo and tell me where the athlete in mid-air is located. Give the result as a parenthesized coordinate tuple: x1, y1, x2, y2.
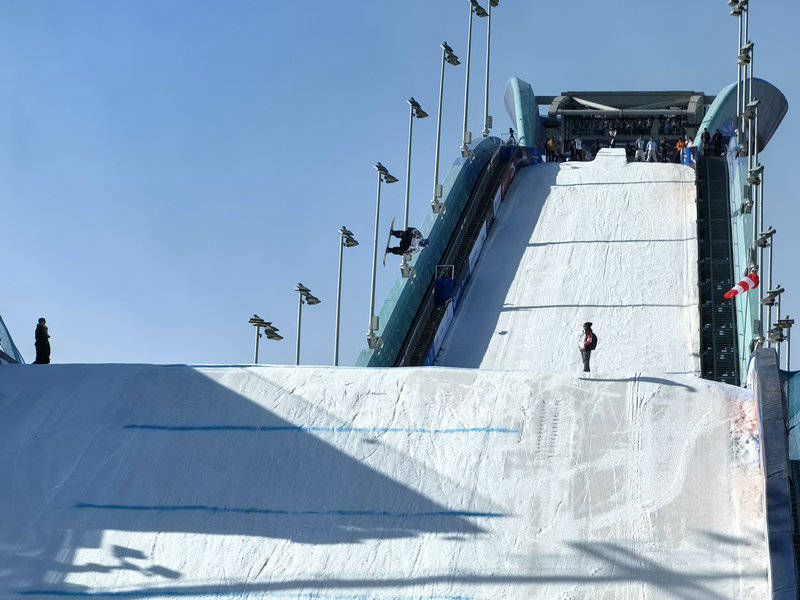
(386, 227, 429, 256)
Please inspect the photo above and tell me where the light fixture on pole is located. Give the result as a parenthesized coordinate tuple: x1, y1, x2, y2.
(482, 0, 499, 137)
(748, 98, 761, 167)
(294, 283, 321, 366)
(753, 227, 774, 249)
(738, 40, 754, 153)
(461, 0, 488, 157)
(432, 42, 460, 214)
(778, 317, 794, 371)
(746, 163, 763, 247)
(761, 282, 783, 345)
(730, 2, 744, 128)
(249, 314, 282, 363)
(403, 97, 428, 231)
(738, 41, 753, 65)
(367, 162, 398, 350)
(740, 1, 751, 132)
(334, 226, 358, 366)
(753, 224, 775, 323)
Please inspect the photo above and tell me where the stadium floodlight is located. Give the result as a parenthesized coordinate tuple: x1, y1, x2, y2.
(443, 42, 460, 66)
(461, 1, 488, 156)
(408, 97, 428, 119)
(747, 164, 763, 185)
(482, 0, 499, 137)
(402, 98, 428, 240)
(754, 226, 775, 249)
(767, 326, 784, 344)
(368, 162, 398, 350)
(341, 226, 358, 248)
(761, 286, 784, 307)
(472, 0, 488, 18)
(433, 43, 461, 215)
(334, 226, 358, 366)
(727, 0, 738, 7)
(294, 283, 321, 365)
(249, 314, 282, 363)
(738, 41, 753, 65)
(263, 323, 282, 341)
(375, 161, 398, 184)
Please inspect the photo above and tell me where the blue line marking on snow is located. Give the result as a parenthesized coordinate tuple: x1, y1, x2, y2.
(123, 424, 519, 434)
(75, 503, 504, 519)
(23, 591, 483, 599)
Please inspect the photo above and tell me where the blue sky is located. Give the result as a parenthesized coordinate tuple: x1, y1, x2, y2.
(2, 0, 798, 367)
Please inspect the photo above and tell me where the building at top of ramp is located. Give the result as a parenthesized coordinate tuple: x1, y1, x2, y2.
(436, 149, 700, 374)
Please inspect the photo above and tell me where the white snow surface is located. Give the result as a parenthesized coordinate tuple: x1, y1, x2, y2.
(436, 150, 701, 373)
(1, 362, 767, 599)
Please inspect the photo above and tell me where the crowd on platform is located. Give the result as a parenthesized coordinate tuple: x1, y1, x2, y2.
(540, 125, 729, 164)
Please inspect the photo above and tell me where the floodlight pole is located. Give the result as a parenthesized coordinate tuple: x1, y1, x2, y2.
(334, 227, 357, 366)
(767, 235, 774, 335)
(745, 7, 751, 102)
(368, 167, 392, 349)
(754, 106, 759, 166)
(482, 1, 494, 137)
(433, 44, 457, 213)
(777, 295, 782, 363)
(334, 231, 345, 366)
(404, 102, 415, 230)
(743, 4, 750, 133)
(736, 9, 743, 123)
(461, 2, 475, 156)
(759, 171, 765, 310)
(254, 325, 261, 364)
(295, 293, 304, 366)
(746, 52, 754, 174)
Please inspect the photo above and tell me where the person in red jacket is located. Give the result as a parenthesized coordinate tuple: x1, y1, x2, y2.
(579, 322, 597, 372)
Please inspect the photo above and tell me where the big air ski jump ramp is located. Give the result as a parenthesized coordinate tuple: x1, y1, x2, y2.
(1, 78, 795, 599)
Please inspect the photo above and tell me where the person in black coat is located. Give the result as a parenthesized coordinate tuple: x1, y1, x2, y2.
(712, 129, 724, 156)
(34, 318, 50, 364)
(579, 322, 597, 372)
(700, 128, 711, 153)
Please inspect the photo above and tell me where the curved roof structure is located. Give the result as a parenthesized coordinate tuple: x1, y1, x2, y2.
(697, 78, 788, 155)
(504, 77, 545, 149)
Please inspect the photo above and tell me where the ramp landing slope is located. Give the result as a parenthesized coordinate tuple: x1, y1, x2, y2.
(0, 364, 767, 599)
(437, 149, 700, 374)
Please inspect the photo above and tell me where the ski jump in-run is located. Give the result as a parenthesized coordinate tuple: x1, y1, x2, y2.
(383, 218, 430, 266)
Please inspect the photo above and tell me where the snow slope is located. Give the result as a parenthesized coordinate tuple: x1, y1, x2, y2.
(1, 363, 767, 599)
(436, 149, 700, 373)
